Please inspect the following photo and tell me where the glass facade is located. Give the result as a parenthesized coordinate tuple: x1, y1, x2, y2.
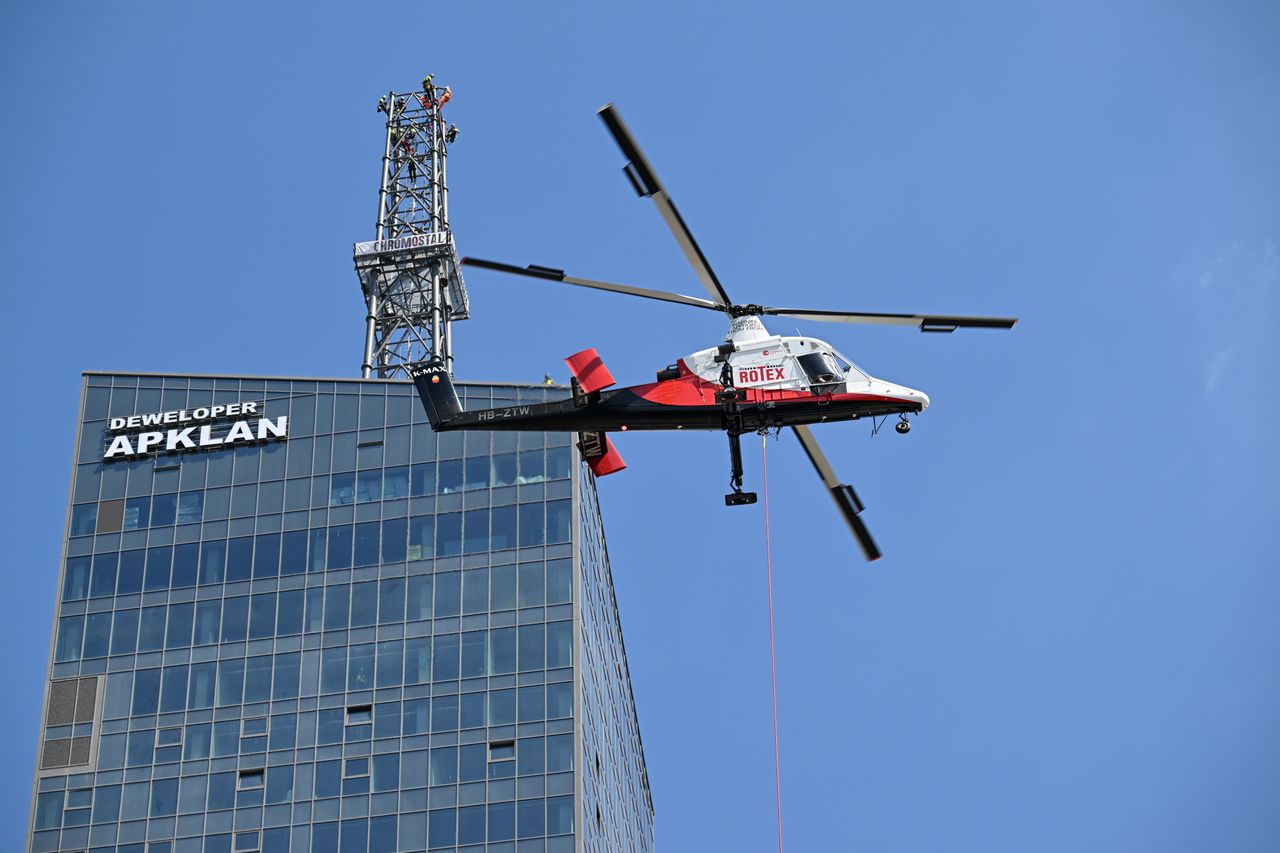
(29, 372, 653, 853)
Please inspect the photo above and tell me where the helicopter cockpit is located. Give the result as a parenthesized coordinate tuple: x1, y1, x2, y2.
(795, 348, 870, 393)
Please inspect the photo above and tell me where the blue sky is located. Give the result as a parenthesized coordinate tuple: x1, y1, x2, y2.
(2, 2, 1278, 850)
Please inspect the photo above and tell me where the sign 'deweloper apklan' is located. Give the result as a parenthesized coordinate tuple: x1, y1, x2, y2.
(104, 402, 288, 460)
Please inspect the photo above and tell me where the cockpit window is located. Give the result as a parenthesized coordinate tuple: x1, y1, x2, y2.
(797, 352, 845, 385)
(831, 349, 869, 381)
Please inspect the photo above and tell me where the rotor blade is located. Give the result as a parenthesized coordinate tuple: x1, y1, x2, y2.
(763, 308, 1018, 332)
(597, 104, 734, 308)
(791, 425, 881, 562)
(462, 257, 724, 311)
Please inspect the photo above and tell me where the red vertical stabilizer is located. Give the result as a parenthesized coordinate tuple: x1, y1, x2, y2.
(578, 432, 627, 477)
(564, 348, 616, 394)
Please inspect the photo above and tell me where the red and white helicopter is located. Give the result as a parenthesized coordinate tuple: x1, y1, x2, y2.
(411, 104, 1016, 561)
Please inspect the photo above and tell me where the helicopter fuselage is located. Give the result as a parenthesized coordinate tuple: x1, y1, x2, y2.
(411, 317, 929, 436)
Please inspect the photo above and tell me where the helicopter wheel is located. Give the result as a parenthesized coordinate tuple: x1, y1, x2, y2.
(895, 419, 911, 435)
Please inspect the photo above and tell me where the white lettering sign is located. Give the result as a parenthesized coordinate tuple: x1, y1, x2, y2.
(104, 402, 287, 460)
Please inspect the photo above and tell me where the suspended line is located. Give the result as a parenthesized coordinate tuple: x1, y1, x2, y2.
(762, 435, 784, 853)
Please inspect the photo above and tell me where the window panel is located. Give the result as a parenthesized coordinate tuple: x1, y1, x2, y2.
(517, 796, 546, 839)
(117, 550, 145, 595)
(70, 504, 97, 537)
(348, 643, 375, 691)
(172, 542, 199, 587)
(324, 584, 350, 630)
(244, 655, 273, 703)
(226, 537, 253, 582)
(194, 600, 221, 645)
(356, 469, 382, 503)
(354, 521, 380, 566)
(431, 694, 459, 733)
(62, 556, 90, 601)
(89, 553, 118, 598)
(253, 533, 281, 578)
(200, 540, 226, 585)
(378, 578, 405, 624)
(110, 609, 139, 655)
(546, 623, 573, 669)
(518, 503, 544, 548)
(52, 614, 80, 660)
(432, 635, 460, 681)
(546, 499, 572, 543)
(546, 733, 573, 772)
(403, 638, 430, 685)
(462, 508, 489, 553)
(321, 647, 347, 694)
(434, 572, 460, 617)
(375, 640, 403, 688)
(518, 563, 545, 607)
(82, 611, 112, 658)
(277, 589, 304, 635)
(488, 689, 516, 726)
(165, 602, 194, 648)
(408, 515, 433, 560)
(150, 493, 177, 526)
(281, 530, 308, 575)
(381, 518, 407, 563)
(138, 606, 167, 652)
(328, 525, 353, 570)
(518, 685, 544, 723)
(461, 631, 486, 678)
(216, 659, 245, 707)
(491, 505, 517, 551)
(547, 558, 572, 604)
(160, 665, 189, 713)
(220, 598, 249, 643)
(489, 628, 516, 675)
(518, 625, 545, 672)
(145, 545, 173, 592)
(383, 466, 409, 499)
(491, 565, 516, 611)
(188, 661, 216, 709)
(436, 512, 462, 557)
(407, 575, 432, 621)
(267, 651, 298, 701)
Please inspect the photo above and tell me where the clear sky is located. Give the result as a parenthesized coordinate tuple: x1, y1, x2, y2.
(2, 2, 1278, 850)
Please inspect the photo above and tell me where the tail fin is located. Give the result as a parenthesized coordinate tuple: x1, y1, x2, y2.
(409, 360, 462, 429)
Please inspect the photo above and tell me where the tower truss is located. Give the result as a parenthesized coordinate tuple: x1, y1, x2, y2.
(353, 82, 469, 378)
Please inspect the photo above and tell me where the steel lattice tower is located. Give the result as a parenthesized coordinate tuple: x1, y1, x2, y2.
(353, 81, 469, 378)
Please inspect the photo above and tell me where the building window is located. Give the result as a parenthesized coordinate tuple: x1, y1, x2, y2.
(238, 769, 265, 790)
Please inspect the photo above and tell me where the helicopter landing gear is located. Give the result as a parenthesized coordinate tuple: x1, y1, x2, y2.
(724, 430, 758, 506)
(895, 416, 911, 435)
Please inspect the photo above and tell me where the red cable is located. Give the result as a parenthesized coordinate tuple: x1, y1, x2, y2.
(762, 436, 784, 853)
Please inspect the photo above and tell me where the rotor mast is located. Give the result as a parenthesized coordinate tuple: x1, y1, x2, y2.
(353, 80, 469, 378)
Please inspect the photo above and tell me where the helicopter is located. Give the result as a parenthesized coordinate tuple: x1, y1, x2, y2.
(410, 104, 1017, 561)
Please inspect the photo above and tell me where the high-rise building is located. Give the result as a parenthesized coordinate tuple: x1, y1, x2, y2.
(28, 371, 653, 853)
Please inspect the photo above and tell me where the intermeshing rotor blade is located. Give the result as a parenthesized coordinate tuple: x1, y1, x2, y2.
(791, 425, 881, 562)
(461, 257, 724, 312)
(597, 103, 734, 309)
(763, 308, 1018, 332)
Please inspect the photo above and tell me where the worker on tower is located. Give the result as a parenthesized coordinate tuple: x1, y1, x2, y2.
(422, 74, 434, 92)
(438, 86, 453, 108)
(377, 95, 388, 114)
(446, 124, 459, 144)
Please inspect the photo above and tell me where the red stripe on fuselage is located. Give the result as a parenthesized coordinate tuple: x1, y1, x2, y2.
(632, 373, 908, 408)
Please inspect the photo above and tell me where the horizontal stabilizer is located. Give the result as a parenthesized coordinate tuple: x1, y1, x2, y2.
(579, 431, 627, 477)
(565, 348, 616, 394)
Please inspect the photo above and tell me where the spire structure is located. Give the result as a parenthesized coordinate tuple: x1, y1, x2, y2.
(353, 82, 469, 378)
